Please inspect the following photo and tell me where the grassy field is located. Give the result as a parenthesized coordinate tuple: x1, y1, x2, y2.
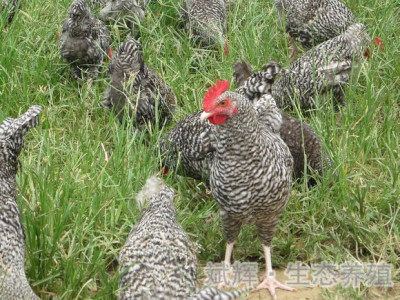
(0, 0, 399, 299)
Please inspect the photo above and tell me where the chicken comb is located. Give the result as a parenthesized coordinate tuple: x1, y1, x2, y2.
(203, 80, 230, 111)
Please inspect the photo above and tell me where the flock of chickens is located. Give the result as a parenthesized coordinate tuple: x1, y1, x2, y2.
(1, 0, 381, 299)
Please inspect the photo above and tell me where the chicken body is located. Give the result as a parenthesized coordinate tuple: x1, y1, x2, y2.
(119, 176, 197, 299)
(203, 91, 292, 239)
(161, 111, 215, 182)
(60, 0, 110, 79)
(272, 23, 370, 110)
(181, 0, 230, 52)
(275, 0, 356, 49)
(119, 176, 247, 299)
(101, 38, 176, 129)
(0, 105, 42, 300)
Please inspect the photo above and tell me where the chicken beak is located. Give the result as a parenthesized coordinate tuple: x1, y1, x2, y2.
(200, 111, 213, 121)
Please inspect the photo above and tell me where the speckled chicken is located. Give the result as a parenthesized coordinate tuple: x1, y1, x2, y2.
(199, 80, 294, 298)
(234, 60, 333, 185)
(100, 38, 176, 129)
(60, 0, 110, 79)
(180, 0, 230, 54)
(160, 81, 295, 298)
(1, 0, 19, 23)
(0, 105, 42, 300)
(119, 175, 248, 299)
(274, 0, 356, 58)
(272, 23, 370, 110)
(99, 0, 149, 37)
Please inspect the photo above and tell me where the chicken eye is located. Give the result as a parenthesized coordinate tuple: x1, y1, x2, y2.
(219, 100, 228, 106)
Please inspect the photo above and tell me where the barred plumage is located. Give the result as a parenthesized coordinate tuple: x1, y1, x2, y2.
(101, 38, 176, 129)
(235, 60, 281, 101)
(200, 85, 294, 297)
(0, 105, 41, 300)
(272, 23, 370, 110)
(160, 111, 215, 182)
(119, 176, 247, 299)
(275, 0, 356, 49)
(274, 0, 357, 59)
(60, 0, 110, 79)
(99, 0, 149, 37)
(190, 287, 249, 299)
(234, 60, 333, 184)
(180, 0, 230, 53)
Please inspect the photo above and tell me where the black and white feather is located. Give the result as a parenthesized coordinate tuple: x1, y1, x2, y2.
(60, 0, 110, 79)
(180, 0, 231, 51)
(274, 0, 356, 49)
(0, 105, 42, 300)
(271, 23, 370, 110)
(119, 175, 247, 299)
(101, 38, 176, 129)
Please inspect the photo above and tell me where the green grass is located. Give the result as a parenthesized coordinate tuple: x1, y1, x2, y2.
(1, 0, 399, 299)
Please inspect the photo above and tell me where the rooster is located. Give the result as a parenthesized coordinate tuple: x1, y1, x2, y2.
(198, 80, 294, 298)
(180, 0, 230, 55)
(119, 175, 249, 299)
(271, 23, 370, 110)
(59, 0, 110, 79)
(0, 105, 42, 300)
(160, 80, 294, 296)
(100, 38, 176, 129)
(274, 0, 356, 59)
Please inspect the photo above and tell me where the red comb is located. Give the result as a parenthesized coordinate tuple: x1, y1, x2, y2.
(373, 37, 384, 50)
(203, 80, 230, 112)
(223, 41, 229, 56)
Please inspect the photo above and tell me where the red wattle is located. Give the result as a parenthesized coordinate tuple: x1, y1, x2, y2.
(208, 114, 227, 125)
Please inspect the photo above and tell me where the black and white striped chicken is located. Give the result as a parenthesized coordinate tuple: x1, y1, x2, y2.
(100, 38, 176, 129)
(0, 105, 42, 300)
(272, 23, 370, 110)
(199, 80, 294, 298)
(274, 0, 356, 58)
(162, 81, 294, 297)
(119, 175, 248, 299)
(60, 0, 110, 79)
(99, 0, 150, 37)
(180, 0, 230, 54)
